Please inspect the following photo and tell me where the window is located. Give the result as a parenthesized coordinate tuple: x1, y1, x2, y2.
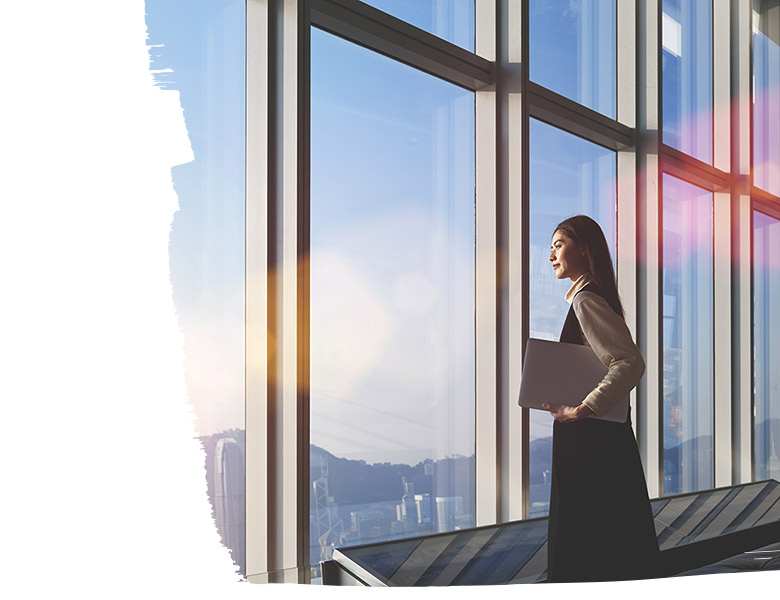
(247, 1, 780, 582)
(309, 28, 476, 567)
(528, 119, 616, 517)
(662, 174, 713, 496)
(529, 0, 616, 118)
(753, 209, 780, 482)
(753, 0, 780, 196)
(360, 0, 475, 51)
(662, 0, 713, 163)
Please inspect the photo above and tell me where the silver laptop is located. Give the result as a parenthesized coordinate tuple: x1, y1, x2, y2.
(517, 337, 629, 423)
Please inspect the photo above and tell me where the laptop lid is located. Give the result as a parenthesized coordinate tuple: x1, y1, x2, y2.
(517, 337, 628, 423)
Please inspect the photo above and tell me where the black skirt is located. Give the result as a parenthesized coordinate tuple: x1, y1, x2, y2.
(547, 282, 659, 583)
(546, 415, 660, 582)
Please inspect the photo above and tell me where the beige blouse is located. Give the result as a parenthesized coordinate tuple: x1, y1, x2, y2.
(564, 274, 646, 417)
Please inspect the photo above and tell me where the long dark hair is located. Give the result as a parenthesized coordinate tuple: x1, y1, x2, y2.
(554, 214, 624, 318)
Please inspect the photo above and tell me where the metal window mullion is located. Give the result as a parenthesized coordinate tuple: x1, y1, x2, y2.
(297, 0, 312, 580)
(712, 0, 732, 489)
(517, 0, 533, 523)
(617, 0, 638, 432)
(473, 0, 500, 528)
(279, 0, 306, 580)
(246, 0, 269, 583)
(660, 144, 730, 191)
(753, 195, 780, 220)
(527, 83, 634, 151)
(475, 0, 525, 527)
(501, 0, 524, 523)
(637, 0, 662, 498)
(752, 185, 780, 207)
(731, 0, 754, 486)
(246, 0, 310, 584)
(310, 0, 493, 91)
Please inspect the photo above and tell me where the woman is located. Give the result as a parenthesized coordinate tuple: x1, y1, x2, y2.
(541, 215, 660, 583)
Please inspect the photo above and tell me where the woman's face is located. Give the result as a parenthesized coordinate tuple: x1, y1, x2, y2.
(549, 230, 588, 281)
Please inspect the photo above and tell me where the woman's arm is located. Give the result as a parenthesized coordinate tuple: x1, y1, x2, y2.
(572, 291, 646, 417)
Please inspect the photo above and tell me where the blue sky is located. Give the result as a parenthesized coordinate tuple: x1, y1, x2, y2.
(145, 0, 246, 436)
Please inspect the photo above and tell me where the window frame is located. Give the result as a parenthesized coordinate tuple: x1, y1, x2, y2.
(245, 0, 768, 582)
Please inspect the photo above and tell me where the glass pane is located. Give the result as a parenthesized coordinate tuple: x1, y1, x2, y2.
(754, 210, 780, 482)
(329, 481, 780, 584)
(145, 0, 246, 576)
(333, 518, 548, 585)
(662, 174, 713, 496)
(360, 0, 474, 52)
(416, 529, 500, 585)
(662, 0, 713, 163)
(528, 118, 616, 518)
(530, 0, 616, 119)
(754, 1, 780, 196)
(696, 486, 764, 539)
(310, 29, 476, 578)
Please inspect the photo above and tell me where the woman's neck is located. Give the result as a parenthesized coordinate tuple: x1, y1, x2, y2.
(564, 272, 592, 304)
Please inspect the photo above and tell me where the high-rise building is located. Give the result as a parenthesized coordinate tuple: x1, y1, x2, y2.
(414, 493, 432, 525)
(435, 496, 464, 533)
(214, 437, 245, 574)
(399, 477, 416, 530)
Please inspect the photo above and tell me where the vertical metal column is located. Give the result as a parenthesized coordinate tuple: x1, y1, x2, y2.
(636, 0, 663, 498)
(476, 0, 525, 526)
(475, 0, 499, 527)
(713, 0, 733, 489)
(617, 0, 639, 435)
(730, 0, 754, 485)
(501, 0, 526, 523)
(245, 0, 269, 583)
(246, 0, 310, 583)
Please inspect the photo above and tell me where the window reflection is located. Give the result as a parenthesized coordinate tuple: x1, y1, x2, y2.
(662, 0, 713, 163)
(662, 174, 713, 496)
(528, 119, 616, 517)
(530, 0, 616, 118)
(753, 210, 780, 482)
(360, 0, 475, 51)
(753, 0, 780, 196)
(310, 29, 476, 574)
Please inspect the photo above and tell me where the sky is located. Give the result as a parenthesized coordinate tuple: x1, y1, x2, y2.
(309, 27, 476, 465)
(145, 0, 246, 439)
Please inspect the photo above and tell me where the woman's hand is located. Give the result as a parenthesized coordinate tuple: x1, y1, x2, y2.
(542, 402, 593, 422)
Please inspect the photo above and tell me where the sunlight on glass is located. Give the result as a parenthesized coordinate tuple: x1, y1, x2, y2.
(361, 0, 474, 51)
(753, 0, 780, 195)
(662, 174, 713, 496)
(753, 210, 780, 482)
(528, 119, 616, 518)
(530, 0, 616, 118)
(662, 0, 713, 163)
(309, 28, 476, 576)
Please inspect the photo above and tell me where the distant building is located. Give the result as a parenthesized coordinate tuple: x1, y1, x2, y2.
(414, 493, 432, 525)
(400, 477, 417, 529)
(214, 437, 246, 574)
(350, 509, 385, 540)
(435, 496, 464, 533)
